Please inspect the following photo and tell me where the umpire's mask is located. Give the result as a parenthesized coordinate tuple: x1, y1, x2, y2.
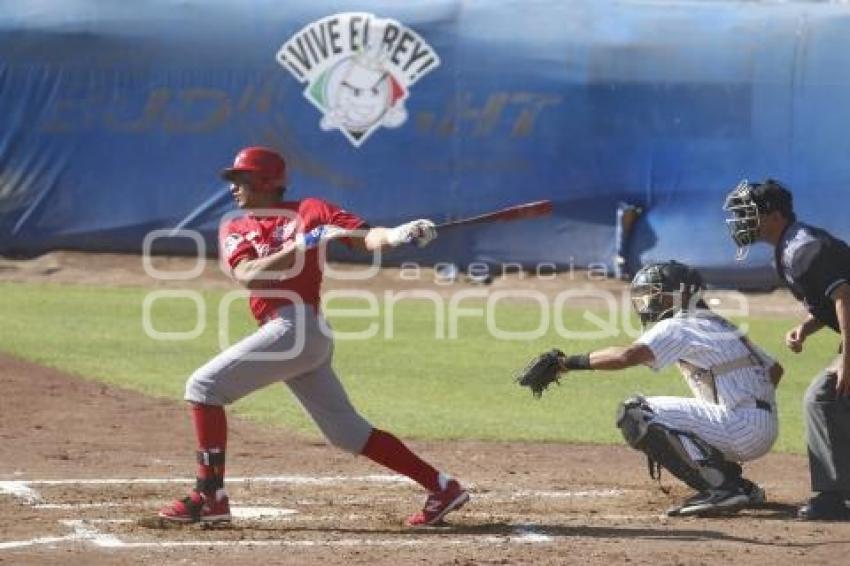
(723, 178, 795, 261)
(723, 179, 761, 261)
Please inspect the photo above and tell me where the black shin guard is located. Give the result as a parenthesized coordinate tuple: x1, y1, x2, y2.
(617, 398, 739, 492)
(639, 425, 726, 491)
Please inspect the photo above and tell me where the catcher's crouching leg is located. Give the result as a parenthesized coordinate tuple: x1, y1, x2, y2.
(615, 396, 741, 493)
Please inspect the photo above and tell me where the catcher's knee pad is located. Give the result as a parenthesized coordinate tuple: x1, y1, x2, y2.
(616, 396, 653, 447)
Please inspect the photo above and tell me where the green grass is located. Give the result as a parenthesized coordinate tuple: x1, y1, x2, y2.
(0, 281, 840, 453)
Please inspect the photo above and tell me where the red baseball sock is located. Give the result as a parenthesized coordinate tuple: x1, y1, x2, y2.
(190, 403, 227, 493)
(360, 429, 442, 492)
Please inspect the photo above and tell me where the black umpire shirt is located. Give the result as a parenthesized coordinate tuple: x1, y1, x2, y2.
(775, 222, 850, 332)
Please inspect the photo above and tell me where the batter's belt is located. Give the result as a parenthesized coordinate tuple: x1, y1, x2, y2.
(258, 302, 319, 326)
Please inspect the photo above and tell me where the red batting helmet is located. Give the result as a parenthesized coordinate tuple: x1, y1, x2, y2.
(220, 146, 286, 192)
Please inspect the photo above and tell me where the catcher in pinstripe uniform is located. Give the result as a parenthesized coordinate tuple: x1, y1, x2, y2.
(517, 260, 783, 516)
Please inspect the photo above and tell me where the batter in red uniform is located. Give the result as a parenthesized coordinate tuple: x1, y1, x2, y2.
(158, 146, 469, 527)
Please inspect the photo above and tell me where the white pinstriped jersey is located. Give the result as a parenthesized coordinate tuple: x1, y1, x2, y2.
(636, 310, 776, 409)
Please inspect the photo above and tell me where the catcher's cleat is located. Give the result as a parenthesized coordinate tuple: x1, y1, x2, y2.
(741, 479, 766, 506)
(406, 479, 470, 527)
(158, 489, 231, 524)
(669, 487, 750, 517)
(667, 491, 707, 517)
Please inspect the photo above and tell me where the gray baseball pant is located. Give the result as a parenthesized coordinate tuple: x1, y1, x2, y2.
(184, 305, 373, 454)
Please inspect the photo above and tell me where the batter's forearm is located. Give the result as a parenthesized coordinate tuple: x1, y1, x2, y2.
(363, 221, 437, 251)
(232, 242, 298, 288)
(363, 227, 393, 251)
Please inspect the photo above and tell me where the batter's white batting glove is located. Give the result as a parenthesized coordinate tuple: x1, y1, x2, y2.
(387, 219, 437, 248)
(294, 225, 355, 252)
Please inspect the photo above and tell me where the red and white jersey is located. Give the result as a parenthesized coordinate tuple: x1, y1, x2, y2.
(218, 198, 367, 322)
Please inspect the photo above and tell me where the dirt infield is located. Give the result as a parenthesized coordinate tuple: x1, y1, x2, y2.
(2, 353, 849, 565)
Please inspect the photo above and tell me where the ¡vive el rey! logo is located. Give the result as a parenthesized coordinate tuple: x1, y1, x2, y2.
(276, 12, 440, 147)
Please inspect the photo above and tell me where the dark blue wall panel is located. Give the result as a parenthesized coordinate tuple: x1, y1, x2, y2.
(1, 0, 849, 288)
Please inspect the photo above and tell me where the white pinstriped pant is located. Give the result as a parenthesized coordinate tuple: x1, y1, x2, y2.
(645, 396, 778, 463)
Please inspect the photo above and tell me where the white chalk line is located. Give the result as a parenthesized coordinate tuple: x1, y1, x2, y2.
(513, 524, 555, 543)
(7, 493, 627, 511)
(463, 511, 653, 522)
(0, 475, 409, 509)
(25, 504, 299, 520)
(0, 474, 627, 551)
(0, 535, 81, 550)
(54, 520, 553, 549)
(1, 476, 627, 514)
(33, 502, 121, 510)
(0, 481, 41, 503)
(1, 476, 627, 501)
(232, 506, 298, 519)
(0, 519, 555, 550)
(1, 474, 412, 487)
(478, 488, 627, 500)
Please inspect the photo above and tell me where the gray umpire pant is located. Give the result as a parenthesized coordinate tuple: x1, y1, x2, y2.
(184, 305, 374, 455)
(803, 355, 850, 493)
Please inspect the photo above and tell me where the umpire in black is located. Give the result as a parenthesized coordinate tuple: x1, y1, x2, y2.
(724, 179, 850, 520)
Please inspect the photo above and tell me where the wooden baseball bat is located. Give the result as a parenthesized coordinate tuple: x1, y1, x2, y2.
(435, 200, 553, 230)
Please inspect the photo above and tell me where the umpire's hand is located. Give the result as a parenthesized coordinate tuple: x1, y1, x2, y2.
(785, 325, 805, 353)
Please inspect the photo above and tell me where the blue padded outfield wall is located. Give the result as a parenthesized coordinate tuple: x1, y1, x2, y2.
(2, 0, 850, 288)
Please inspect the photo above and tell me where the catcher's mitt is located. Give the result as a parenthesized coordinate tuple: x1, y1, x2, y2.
(515, 349, 566, 398)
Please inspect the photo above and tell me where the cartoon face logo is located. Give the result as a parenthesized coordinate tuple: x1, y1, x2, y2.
(337, 66, 390, 127)
(316, 55, 407, 142)
(277, 13, 440, 147)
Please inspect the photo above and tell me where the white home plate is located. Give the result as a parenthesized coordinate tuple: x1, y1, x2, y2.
(231, 507, 298, 520)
